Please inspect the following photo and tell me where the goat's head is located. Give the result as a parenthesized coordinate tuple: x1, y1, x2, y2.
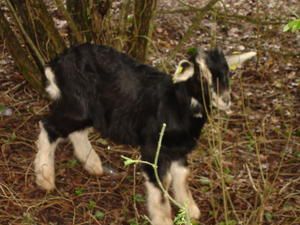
(173, 48, 256, 114)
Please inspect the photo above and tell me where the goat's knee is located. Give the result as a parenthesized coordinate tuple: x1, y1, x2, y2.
(34, 121, 60, 191)
(69, 129, 103, 175)
(170, 161, 200, 219)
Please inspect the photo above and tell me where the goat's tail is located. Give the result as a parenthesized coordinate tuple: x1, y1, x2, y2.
(44, 67, 61, 100)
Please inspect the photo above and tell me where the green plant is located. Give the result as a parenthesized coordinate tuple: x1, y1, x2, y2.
(94, 210, 105, 220)
(133, 194, 145, 203)
(218, 220, 237, 225)
(66, 159, 78, 168)
(74, 187, 85, 196)
(88, 200, 96, 210)
(283, 18, 300, 32)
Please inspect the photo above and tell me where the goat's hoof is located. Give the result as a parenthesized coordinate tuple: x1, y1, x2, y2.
(35, 167, 55, 191)
(189, 204, 201, 219)
(84, 159, 103, 176)
(151, 217, 173, 225)
(85, 164, 104, 175)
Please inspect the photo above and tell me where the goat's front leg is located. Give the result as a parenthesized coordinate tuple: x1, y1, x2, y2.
(34, 121, 60, 191)
(69, 129, 103, 175)
(170, 160, 200, 219)
(144, 172, 173, 225)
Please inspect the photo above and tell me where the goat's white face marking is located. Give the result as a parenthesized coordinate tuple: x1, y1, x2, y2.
(144, 180, 173, 225)
(191, 97, 203, 118)
(212, 90, 232, 113)
(196, 56, 212, 85)
(170, 161, 200, 219)
(69, 129, 103, 175)
(45, 67, 61, 100)
(196, 52, 232, 114)
(34, 122, 60, 191)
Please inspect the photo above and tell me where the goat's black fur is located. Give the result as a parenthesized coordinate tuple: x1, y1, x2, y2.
(42, 43, 229, 183)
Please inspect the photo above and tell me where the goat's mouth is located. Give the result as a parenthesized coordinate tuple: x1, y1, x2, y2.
(212, 92, 232, 114)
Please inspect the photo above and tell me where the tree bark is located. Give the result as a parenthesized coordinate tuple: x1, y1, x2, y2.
(129, 0, 157, 62)
(117, 0, 132, 50)
(90, 0, 111, 44)
(9, 0, 50, 66)
(67, 0, 92, 43)
(0, 9, 43, 92)
(29, 0, 66, 55)
(54, 0, 84, 44)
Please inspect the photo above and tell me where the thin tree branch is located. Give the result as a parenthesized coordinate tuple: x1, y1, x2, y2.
(160, 8, 286, 25)
(167, 0, 221, 59)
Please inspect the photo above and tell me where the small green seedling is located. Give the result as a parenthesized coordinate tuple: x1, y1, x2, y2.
(88, 200, 96, 210)
(95, 210, 105, 220)
(66, 159, 78, 168)
(74, 187, 85, 196)
(283, 19, 300, 32)
(133, 194, 145, 203)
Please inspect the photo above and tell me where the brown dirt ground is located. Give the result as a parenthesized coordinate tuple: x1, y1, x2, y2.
(0, 0, 299, 225)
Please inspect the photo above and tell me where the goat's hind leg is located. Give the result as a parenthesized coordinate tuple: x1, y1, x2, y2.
(69, 129, 103, 175)
(34, 121, 60, 191)
(34, 110, 92, 190)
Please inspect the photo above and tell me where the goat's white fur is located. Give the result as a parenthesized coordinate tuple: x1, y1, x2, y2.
(212, 91, 231, 112)
(173, 60, 195, 83)
(145, 180, 173, 225)
(34, 125, 103, 190)
(170, 161, 200, 219)
(196, 57, 213, 86)
(191, 97, 203, 118)
(45, 67, 61, 100)
(34, 122, 60, 191)
(69, 129, 103, 175)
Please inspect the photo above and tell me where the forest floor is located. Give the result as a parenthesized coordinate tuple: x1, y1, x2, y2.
(0, 0, 299, 225)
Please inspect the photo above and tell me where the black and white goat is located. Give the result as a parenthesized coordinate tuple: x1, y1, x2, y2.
(34, 43, 255, 225)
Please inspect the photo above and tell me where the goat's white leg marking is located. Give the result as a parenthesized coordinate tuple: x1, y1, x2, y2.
(34, 122, 59, 191)
(170, 161, 200, 219)
(145, 179, 173, 225)
(45, 67, 61, 100)
(69, 129, 103, 175)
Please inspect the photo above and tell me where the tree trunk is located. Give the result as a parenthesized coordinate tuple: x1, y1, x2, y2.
(54, 0, 84, 44)
(0, 9, 43, 92)
(67, 0, 92, 43)
(29, 0, 66, 55)
(9, 0, 52, 66)
(129, 0, 157, 62)
(90, 0, 111, 44)
(117, 0, 132, 50)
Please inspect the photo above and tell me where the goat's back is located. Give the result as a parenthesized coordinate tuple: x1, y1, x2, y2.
(45, 44, 197, 147)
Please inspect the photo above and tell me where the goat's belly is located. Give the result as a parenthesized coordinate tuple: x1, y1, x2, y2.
(106, 129, 140, 146)
(105, 120, 141, 146)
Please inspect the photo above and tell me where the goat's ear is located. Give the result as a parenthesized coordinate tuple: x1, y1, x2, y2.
(226, 52, 257, 70)
(173, 60, 194, 83)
